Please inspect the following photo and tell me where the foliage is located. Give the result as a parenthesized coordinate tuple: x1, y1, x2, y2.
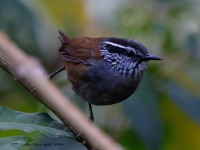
(0, 106, 72, 137)
(0, 106, 86, 150)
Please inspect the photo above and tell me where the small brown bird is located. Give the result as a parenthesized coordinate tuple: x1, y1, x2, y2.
(56, 31, 161, 120)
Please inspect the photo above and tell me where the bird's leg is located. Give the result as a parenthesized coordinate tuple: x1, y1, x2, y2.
(47, 68, 95, 122)
(73, 103, 94, 141)
(48, 67, 65, 79)
(88, 103, 94, 122)
(31, 67, 65, 93)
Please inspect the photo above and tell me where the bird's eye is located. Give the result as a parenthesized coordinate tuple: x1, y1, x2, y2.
(126, 51, 135, 57)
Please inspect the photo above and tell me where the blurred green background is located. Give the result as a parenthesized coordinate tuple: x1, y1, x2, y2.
(1, 0, 200, 150)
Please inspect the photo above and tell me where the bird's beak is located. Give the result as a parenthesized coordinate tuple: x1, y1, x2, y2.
(141, 54, 162, 61)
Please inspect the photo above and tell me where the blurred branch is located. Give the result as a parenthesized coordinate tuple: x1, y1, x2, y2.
(0, 31, 123, 150)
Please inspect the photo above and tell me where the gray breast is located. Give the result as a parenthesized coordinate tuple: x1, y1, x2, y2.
(79, 60, 142, 105)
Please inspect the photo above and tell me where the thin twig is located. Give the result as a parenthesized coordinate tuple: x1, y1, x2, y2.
(0, 31, 123, 150)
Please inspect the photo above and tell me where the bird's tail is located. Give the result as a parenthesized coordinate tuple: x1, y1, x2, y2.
(58, 30, 69, 43)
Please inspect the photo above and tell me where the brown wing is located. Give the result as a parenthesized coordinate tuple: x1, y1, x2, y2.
(58, 31, 104, 94)
(58, 31, 103, 65)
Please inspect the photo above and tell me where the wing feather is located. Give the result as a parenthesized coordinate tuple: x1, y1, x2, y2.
(58, 32, 102, 65)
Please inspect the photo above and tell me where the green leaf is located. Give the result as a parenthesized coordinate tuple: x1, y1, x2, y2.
(0, 136, 31, 150)
(34, 137, 87, 150)
(0, 106, 73, 138)
(122, 75, 162, 150)
(166, 81, 200, 124)
(0, 0, 44, 59)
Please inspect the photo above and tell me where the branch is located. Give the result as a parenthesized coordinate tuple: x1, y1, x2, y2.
(0, 31, 123, 150)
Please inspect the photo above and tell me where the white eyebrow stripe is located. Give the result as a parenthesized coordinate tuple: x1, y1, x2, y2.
(103, 41, 135, 51)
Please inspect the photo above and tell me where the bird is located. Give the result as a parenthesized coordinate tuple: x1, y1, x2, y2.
(56, 31, 161, 121)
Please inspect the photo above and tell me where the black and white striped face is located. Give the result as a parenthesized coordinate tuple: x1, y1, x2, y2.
(100, 38, 149, 78)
